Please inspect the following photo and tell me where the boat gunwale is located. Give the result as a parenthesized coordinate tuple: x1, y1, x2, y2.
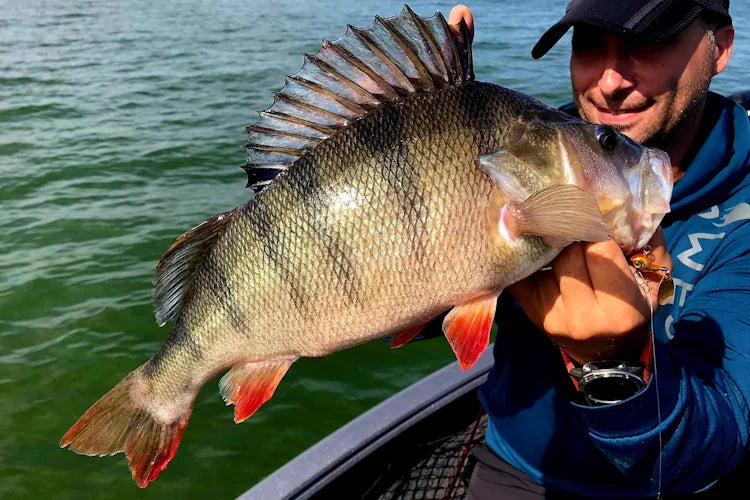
(238, 345, 495, 500)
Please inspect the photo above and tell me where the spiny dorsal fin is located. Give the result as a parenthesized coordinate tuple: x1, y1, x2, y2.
(243, 4, 474, 192)
(153, 210, 234, 326)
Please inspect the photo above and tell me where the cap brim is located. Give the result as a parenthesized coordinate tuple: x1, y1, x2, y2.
(531, 2, 709, 60)
(531, 20, 573, 59)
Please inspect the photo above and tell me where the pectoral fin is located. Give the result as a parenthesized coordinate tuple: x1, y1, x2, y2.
(443, 292, 499, 370)
(503, 184, 609, 247)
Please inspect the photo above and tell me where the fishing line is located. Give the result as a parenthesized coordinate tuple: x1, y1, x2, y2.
(634, 265, 665, 499)
(645, 287, 664, 499)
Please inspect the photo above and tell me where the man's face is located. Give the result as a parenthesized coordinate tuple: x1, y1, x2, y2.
(570, 20, 717, 146)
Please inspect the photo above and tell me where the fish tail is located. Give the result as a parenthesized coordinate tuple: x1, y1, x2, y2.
(59, 365, 193, 488)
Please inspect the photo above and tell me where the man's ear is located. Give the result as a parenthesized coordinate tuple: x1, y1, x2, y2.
(713, 24, 734, 76)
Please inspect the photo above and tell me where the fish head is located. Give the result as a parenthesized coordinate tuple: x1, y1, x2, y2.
(561, 122, 672, 254)
(505, 115, 672, 254)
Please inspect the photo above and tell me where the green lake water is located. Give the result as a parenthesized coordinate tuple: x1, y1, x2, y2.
(2, 0, 748, 498)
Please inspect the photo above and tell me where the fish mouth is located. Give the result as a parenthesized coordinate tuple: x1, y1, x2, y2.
(646, 148, 673, 214)
(627, 147, 672, 251)
(610, 146, 672, 252)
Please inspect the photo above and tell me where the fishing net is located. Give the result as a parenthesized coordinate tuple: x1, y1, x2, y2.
(371, 411, 487, 500)
(309, 385, 487, 500)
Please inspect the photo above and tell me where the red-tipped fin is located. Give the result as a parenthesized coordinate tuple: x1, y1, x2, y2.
(59, 366, 194, 488)
(443, 292, 499, 370)
(505, 184, 609, 248)
(389, 322, 428, 348)
(219, 359, 294, 423)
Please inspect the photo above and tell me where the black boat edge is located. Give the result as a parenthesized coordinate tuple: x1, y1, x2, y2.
(238, 346, 494, 500)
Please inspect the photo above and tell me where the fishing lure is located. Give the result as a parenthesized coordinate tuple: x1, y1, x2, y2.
(630, 245, 674, 306)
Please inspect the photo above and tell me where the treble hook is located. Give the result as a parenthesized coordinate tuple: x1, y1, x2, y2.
(629, 246, 674, 305)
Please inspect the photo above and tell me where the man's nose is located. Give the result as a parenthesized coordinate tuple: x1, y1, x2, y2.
(597, 58, 635, 98)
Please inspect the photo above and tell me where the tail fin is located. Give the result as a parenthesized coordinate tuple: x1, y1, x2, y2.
(59, 368, 193, 488)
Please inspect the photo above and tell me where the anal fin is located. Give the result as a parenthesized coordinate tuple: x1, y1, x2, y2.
(219, 359, 294, 423)
(443, 292, 499, 370)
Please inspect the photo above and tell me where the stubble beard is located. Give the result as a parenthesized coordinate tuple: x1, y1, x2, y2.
(646, 31, 717, 151)
(577, 31, 717, 152)
(643, 47, 715, 154)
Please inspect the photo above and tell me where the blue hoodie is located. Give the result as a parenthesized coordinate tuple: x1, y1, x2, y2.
(479, 92, 750, 497)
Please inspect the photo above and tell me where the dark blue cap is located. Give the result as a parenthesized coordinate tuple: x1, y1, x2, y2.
(532, 0, 731, 59)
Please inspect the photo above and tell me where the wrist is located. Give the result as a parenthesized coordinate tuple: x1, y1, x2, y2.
(570, 359, 647, 405)
(560, 337, 654, 399)
(563, 327, 650, 365)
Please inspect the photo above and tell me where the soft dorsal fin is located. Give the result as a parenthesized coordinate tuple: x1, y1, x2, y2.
(153, 210, 234, 326)
(243, 5, 474, 192)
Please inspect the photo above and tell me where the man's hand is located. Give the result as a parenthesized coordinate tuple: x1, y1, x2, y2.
(509, 228, 672, 365)
(448, 5, 474, 42)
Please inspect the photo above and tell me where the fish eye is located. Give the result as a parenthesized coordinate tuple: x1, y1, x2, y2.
(595, 125, 620, 151)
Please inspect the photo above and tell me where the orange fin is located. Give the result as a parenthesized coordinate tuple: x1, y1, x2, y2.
(59, 365, 194, 488)
(389, 322, 428, 349)
(442, 292, 500, 370)
(219, 359, 294, 423)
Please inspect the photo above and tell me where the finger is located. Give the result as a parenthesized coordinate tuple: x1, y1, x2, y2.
(551, 242, 597, 308)
(448, 4, 474, 43)
(645, 226, 672, 271)
(585, 239, 651, 316)
(535, 271, 568, 334)
(509, 269, 566, 334)
(585, 239, 635, 292)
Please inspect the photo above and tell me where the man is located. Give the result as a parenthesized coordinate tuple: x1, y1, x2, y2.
(448, 1, 750, 498)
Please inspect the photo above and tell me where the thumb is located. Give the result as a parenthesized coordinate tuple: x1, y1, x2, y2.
(448, 5, 474, 43)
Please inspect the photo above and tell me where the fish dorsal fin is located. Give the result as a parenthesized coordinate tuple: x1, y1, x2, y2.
(153, 210, 235, 326)
(243, 5, 474, 192)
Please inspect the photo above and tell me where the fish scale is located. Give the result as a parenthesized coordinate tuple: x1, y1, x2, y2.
(218, 85, 538, 359)
(59, 6, 672, 488)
